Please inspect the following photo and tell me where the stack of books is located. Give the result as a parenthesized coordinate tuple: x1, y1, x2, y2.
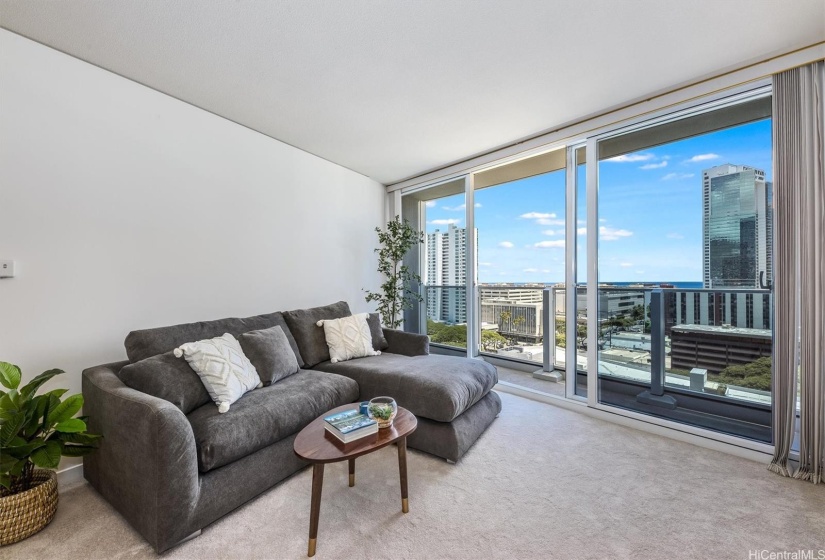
(324, 409, 378, 443)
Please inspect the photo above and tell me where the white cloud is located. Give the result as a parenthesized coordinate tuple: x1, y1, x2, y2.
(620, 262, 633, 268)
(662, 172, 695, 181)
(479, 262, 493, 267)
(534, 240, 566, 248)
(577, 219, 586, 225)
(635, 270, 645, 275)
(606, 153, 654, 163)
(523, 268, 539, 273)
(686, 153, 720, 163)
(542, 269, 551, 273)
(520, 212, 557, 220)
(536, 218, 565, 226)
(599, 218, 607, 223)
(429, 218, 460, 225)
(599, 226, 633, 241)
(542, 229, 560, 236)
(498, 241, 514, 248)
(640, 161, 668, 170)
(577, 227, 587, 235)
(425, 200, 437, 208)
(666, 233, 685, 239)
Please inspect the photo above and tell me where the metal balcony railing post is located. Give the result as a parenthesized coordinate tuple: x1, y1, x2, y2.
(533, 288, 563, 382)
(543, 288, 551, 373)
(636, 289, 677, 409)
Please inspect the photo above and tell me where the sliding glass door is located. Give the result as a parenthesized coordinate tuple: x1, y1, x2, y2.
(396, 84, 775, 450)
(591, 90, 774, 443)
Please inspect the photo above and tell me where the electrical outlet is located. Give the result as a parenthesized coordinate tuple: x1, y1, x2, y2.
(0, 260, 15, 278)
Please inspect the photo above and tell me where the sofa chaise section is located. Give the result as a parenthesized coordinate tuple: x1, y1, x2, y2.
(282, 304, 502, 463)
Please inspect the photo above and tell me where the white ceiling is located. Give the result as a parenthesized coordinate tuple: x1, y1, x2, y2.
(1, 1, 823, 185)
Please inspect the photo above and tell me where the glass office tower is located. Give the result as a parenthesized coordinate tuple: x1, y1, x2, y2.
(702, 164, 773, 289)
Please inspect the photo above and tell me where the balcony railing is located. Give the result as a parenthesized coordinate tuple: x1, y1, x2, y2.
(423, 284, 773, 407)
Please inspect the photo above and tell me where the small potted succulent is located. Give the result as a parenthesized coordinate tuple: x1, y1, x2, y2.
(0, 362, 101, 545)
(367, 396, 398, 429)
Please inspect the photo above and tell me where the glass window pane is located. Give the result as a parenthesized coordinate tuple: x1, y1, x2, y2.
(596, 105, 773, 443)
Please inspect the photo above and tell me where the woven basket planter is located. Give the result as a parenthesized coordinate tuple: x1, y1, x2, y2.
(0, 469, 58, 546)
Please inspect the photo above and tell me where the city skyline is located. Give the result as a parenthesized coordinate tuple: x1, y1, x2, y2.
(424, 119, 773, 284)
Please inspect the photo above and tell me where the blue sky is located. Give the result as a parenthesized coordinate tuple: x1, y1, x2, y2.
(425, 119, 773, 284)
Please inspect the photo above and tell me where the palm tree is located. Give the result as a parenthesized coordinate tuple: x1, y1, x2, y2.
(512, 315, 526, 344)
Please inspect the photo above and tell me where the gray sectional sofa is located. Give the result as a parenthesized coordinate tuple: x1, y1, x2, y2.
(82, 301, 501, 553)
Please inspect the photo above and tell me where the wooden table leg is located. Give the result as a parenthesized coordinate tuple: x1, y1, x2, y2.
(398, 437, 409, 513)
(348, 458, 355, 487)
(308, 463, 324, 557)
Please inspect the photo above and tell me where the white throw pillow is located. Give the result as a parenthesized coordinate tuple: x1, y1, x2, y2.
(317, 313, 381, 363)
(173, 333, 262, 413)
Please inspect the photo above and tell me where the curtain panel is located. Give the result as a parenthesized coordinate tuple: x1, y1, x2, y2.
(769, 60, 825, 483)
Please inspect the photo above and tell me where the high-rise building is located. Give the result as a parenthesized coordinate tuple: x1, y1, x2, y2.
(702, 164, 773, 289)
(425, 223, 477, 323)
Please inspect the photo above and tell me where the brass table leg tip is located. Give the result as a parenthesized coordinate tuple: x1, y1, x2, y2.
(402, 498, 409, 513)
(308, 538, 316, 557)
(349, 474, 355, 487)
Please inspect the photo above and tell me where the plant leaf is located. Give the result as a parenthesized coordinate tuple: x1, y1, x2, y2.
(0, 453, 17, 472)
(44, 388, 68, 399)
(0, 410, 26, 446)
(0, 362, 21, 390)
(10, 458, 28, 476)
(60, 444, 97, 457)
(22, 395, 47, 438)
(54, 418, 86, 433)
(4, 440, 46, 459)
(46, 394, 83, 425)
(0, 390, 20, 414)
(54, 432, 101, 445)
(20, 369, 63, 401)
(0, 474, 10, 490)
(30, 440, 61, 469)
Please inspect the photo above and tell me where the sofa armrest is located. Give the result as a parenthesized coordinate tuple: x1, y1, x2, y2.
(83, 362, 200, 553)
(382, 328, 429, 356)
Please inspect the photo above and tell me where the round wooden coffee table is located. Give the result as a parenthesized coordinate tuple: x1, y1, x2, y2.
(294, 404, 417, 557)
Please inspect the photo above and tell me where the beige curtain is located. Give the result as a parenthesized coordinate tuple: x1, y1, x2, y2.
(769, 60, 825, 483)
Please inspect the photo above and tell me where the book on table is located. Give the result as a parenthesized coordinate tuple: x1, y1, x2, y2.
(324, 409, 378, 443)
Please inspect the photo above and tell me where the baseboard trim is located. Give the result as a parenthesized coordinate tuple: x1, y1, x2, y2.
(495, 382, 773, 464)
(56, 464, 84, 491)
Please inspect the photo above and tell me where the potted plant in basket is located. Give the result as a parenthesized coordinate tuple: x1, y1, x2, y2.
(0, 361, 101, 545)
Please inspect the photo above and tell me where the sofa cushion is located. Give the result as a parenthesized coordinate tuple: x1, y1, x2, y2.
(318, 313, 380, 363)
(174, 334, 262, 414)
(119, 351, 211, 414)
(282, 301, 351, 367)
(125, 311, 304, 368)
(314, 354, 498, 423)
(367, 313, 389, 351)
(238, 326, 300, 385)
(187, 369, 359, 473)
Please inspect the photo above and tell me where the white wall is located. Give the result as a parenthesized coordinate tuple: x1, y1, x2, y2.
(0, 30, 385, 413)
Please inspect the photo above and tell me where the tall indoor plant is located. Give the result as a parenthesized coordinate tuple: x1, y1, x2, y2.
(0, 361, 101, 544)
(365, 216, 425, 328)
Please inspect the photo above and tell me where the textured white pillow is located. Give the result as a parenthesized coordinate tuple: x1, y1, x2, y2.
(316, 313, 381, 363)
(173, 333, 262, 413)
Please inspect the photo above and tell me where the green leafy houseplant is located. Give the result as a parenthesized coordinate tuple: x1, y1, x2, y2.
(0, 361, 101, 496)
(365, 216, 425, 329)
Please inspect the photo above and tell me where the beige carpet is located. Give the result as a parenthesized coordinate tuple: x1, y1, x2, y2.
(4, 391, 825, 560)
